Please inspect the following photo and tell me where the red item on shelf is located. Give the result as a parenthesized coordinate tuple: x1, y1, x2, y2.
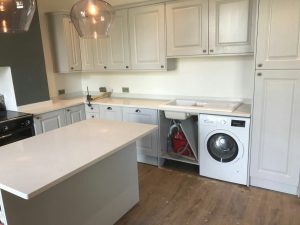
(172, 131, 192, 156)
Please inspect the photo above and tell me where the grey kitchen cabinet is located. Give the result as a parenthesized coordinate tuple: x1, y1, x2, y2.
(209, 0, 257, 55)
(166, 0, 256, 57)
(250, 70, 300, 195)
(34, 109, 67, 135)
(129, 4, 167, 70)
(47, 12, 82, 73)
(65, 105, 86, 125)
(123, 107, 159, 165)
(80, 38, 107, 72)
(106, 9, 131, 70)
(256, 0, 300, 70)
(99, 105, 123, 121)
(166, 0, 209, 56)
(85, 103, 100, 119)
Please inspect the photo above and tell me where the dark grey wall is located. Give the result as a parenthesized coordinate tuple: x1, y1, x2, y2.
(0, 11, 50, 106)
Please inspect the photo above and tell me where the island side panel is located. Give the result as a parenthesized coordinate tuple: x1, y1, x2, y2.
(2, 143, 139, 225)
(0, 190, 8, 225)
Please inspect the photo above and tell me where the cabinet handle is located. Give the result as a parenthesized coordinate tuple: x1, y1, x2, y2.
(104, 66, 107, 69)
(92, 115, 95, 118)
(161, 65, 165, 69)
(70, 67, 74, 70)
(107, 107, 112, 110)
(257, 64, 263, 68)
(36, 116, 40, 120)
(210, 49, 214, 53)
(66, 109, 70, 112)
(257, 73, 262, 76)
(203, 50, 207, 53)
(135, 109, 141, 113)
(91, 107, 94, 110)
(126, 66, 129, 69)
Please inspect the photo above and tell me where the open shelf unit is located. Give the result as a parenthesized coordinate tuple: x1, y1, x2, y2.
(159, 111, 199, 166)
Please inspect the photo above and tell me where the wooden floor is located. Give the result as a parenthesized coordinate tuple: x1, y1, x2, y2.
(116, 163, 300, 225)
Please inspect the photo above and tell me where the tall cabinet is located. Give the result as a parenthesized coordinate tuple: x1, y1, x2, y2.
(250, 0, 300, 195)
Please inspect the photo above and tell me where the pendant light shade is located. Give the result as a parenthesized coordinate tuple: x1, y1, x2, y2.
(70, 0, 114, 39)
(0, 0, 36, 33)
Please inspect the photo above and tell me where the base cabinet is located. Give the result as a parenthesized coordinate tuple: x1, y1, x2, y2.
(34, 105, 86, 135)
(250, 70, 300, 195)
(65, 105, 86, 125)
(34, 110, 67, 135)
(123, 108, 159, 165)
(99, 105, 123, 121)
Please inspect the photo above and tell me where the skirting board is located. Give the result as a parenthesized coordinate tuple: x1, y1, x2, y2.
(250, 177, 298, 195)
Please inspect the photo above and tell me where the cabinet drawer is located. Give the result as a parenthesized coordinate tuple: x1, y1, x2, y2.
(86, 112, 100, 120)
(123, 108, 158, 125)
(85, 104, 100, 113)
(99, 105, 123, 121)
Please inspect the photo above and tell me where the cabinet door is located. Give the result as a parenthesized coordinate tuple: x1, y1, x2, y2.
(80, 39, 95, 71)
(99, 105, 123, 121)
(64, 18, 82, 71)
(123, 108, 158, 157)
(93, 39, 107, 71)
(166, 0, 209, 57)
(256, 0, 300, 69)
(47, 12, 82, 73)
(129, 4, 166, 70)
(106, 9, 131, 70)
(34, 110, 67, 135)
(65, 105, 86, 125)
(250, 70, 300, 195)
(209, 0, 256, 54)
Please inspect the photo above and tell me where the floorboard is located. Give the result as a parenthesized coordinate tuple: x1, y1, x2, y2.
(115, 163, 300, 225)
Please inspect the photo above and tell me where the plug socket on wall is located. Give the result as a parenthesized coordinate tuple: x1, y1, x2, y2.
(122, 87, 130, 93)
(58, 89, 65, 95)
(99, 87, 107, 92)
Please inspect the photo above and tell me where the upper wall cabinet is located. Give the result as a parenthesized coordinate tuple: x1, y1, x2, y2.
(106, 9, 131, 70)
(256, 0, 300, 70)
(166, 0, 257, 57)
(80, 38, 107, 72)
(166, 0, 209, 56)
(209, 0, 257, 55)
(129, 4, 167, 70)
(47, 12, 82, 73)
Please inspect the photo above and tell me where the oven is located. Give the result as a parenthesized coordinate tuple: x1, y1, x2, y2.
(0, 116, 35, 147)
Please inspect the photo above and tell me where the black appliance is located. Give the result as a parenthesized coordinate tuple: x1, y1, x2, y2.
(0, 110, 35, 147)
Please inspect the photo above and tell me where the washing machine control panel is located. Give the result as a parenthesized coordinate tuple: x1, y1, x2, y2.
(200, 115, 247, 128)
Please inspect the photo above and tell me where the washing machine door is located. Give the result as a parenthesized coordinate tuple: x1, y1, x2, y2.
(207, 133, 239, 163)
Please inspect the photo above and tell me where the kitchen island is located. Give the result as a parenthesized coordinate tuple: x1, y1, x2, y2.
(0, 119, 157, 225)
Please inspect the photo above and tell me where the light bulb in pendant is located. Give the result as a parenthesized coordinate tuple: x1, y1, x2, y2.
(0, 1, 5, 12)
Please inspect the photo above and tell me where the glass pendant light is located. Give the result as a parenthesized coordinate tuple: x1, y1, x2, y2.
(0, 0, 36, 33)
(70, 0, 114, 39)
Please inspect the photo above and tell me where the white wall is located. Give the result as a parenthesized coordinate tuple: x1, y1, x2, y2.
(0, 67, 18, 110)
(81, 56, 255, 100)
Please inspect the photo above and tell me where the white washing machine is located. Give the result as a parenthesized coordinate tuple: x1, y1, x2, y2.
(199, 114, 250, 185)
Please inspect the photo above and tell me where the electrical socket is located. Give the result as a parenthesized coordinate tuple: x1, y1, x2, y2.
(122, 87, 130, 93)
(99, 87, 107, 92)
(58, 89, 65, 95)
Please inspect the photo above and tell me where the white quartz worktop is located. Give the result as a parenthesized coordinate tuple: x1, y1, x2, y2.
(18, 96, 251, 117)
(0, 119, 157, 200)
(91, 97, 170, 109)
(18, 97, 85, 114)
